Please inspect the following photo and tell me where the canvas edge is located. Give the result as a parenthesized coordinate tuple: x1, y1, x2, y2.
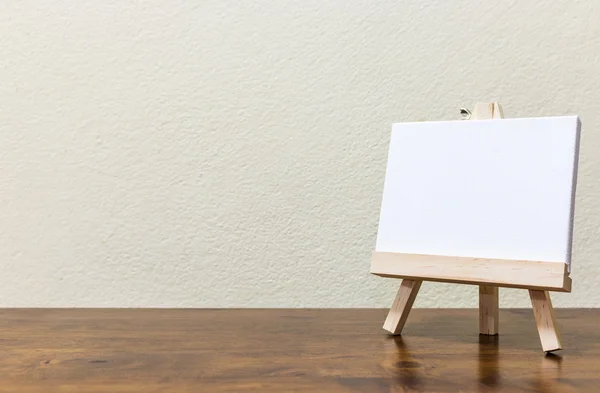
(565, 116, 582, 274)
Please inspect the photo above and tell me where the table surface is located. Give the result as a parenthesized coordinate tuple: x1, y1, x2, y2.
(1, 309, 599, 392)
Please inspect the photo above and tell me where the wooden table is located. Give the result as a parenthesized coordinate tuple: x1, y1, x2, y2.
(1, 309, 599, 392)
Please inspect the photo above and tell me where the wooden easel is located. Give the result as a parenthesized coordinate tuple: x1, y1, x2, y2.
(372, 103, 569, 353)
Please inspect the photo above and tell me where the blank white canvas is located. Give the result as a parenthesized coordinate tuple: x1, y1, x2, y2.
(375, 116, 581, 268)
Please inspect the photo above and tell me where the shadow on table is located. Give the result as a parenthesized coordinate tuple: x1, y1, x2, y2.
(385, 334, 564, 392)
(402, 310, 540, 351)
(477, 336, 563, 393)
(387, 336, 425, 392)
(534, 354, 563, 393)
(478, 335, 500, 390)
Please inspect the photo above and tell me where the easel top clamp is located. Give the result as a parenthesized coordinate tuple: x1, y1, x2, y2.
(371, 102, 573, 353)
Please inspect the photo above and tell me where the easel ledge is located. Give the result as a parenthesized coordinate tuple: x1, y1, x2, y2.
(371, 252, 571, 292)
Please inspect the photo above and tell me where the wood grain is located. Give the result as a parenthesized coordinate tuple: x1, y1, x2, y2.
(1, 309, 599, 392)
(371, 251, 572, 291)
(530, 290, 563, 352)
(479, 285, 499, 335)
(382, 279, 422, 334)
(471, 102, 504, 119)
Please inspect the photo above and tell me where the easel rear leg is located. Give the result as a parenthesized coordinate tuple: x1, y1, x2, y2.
(479, 285, 499, 335)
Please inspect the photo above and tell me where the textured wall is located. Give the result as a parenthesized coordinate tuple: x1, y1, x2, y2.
(1, 1, 599, 307)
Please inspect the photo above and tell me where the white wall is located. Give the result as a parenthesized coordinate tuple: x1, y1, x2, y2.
(1, 1, 599, 307)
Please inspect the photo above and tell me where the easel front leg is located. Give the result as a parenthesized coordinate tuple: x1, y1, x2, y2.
(383, 279, 422, 335)
(479, 285, 499, 335)
(529, 290, 562, 352)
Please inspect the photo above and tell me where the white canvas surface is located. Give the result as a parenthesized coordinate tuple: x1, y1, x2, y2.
(375, 116, 581, 267)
